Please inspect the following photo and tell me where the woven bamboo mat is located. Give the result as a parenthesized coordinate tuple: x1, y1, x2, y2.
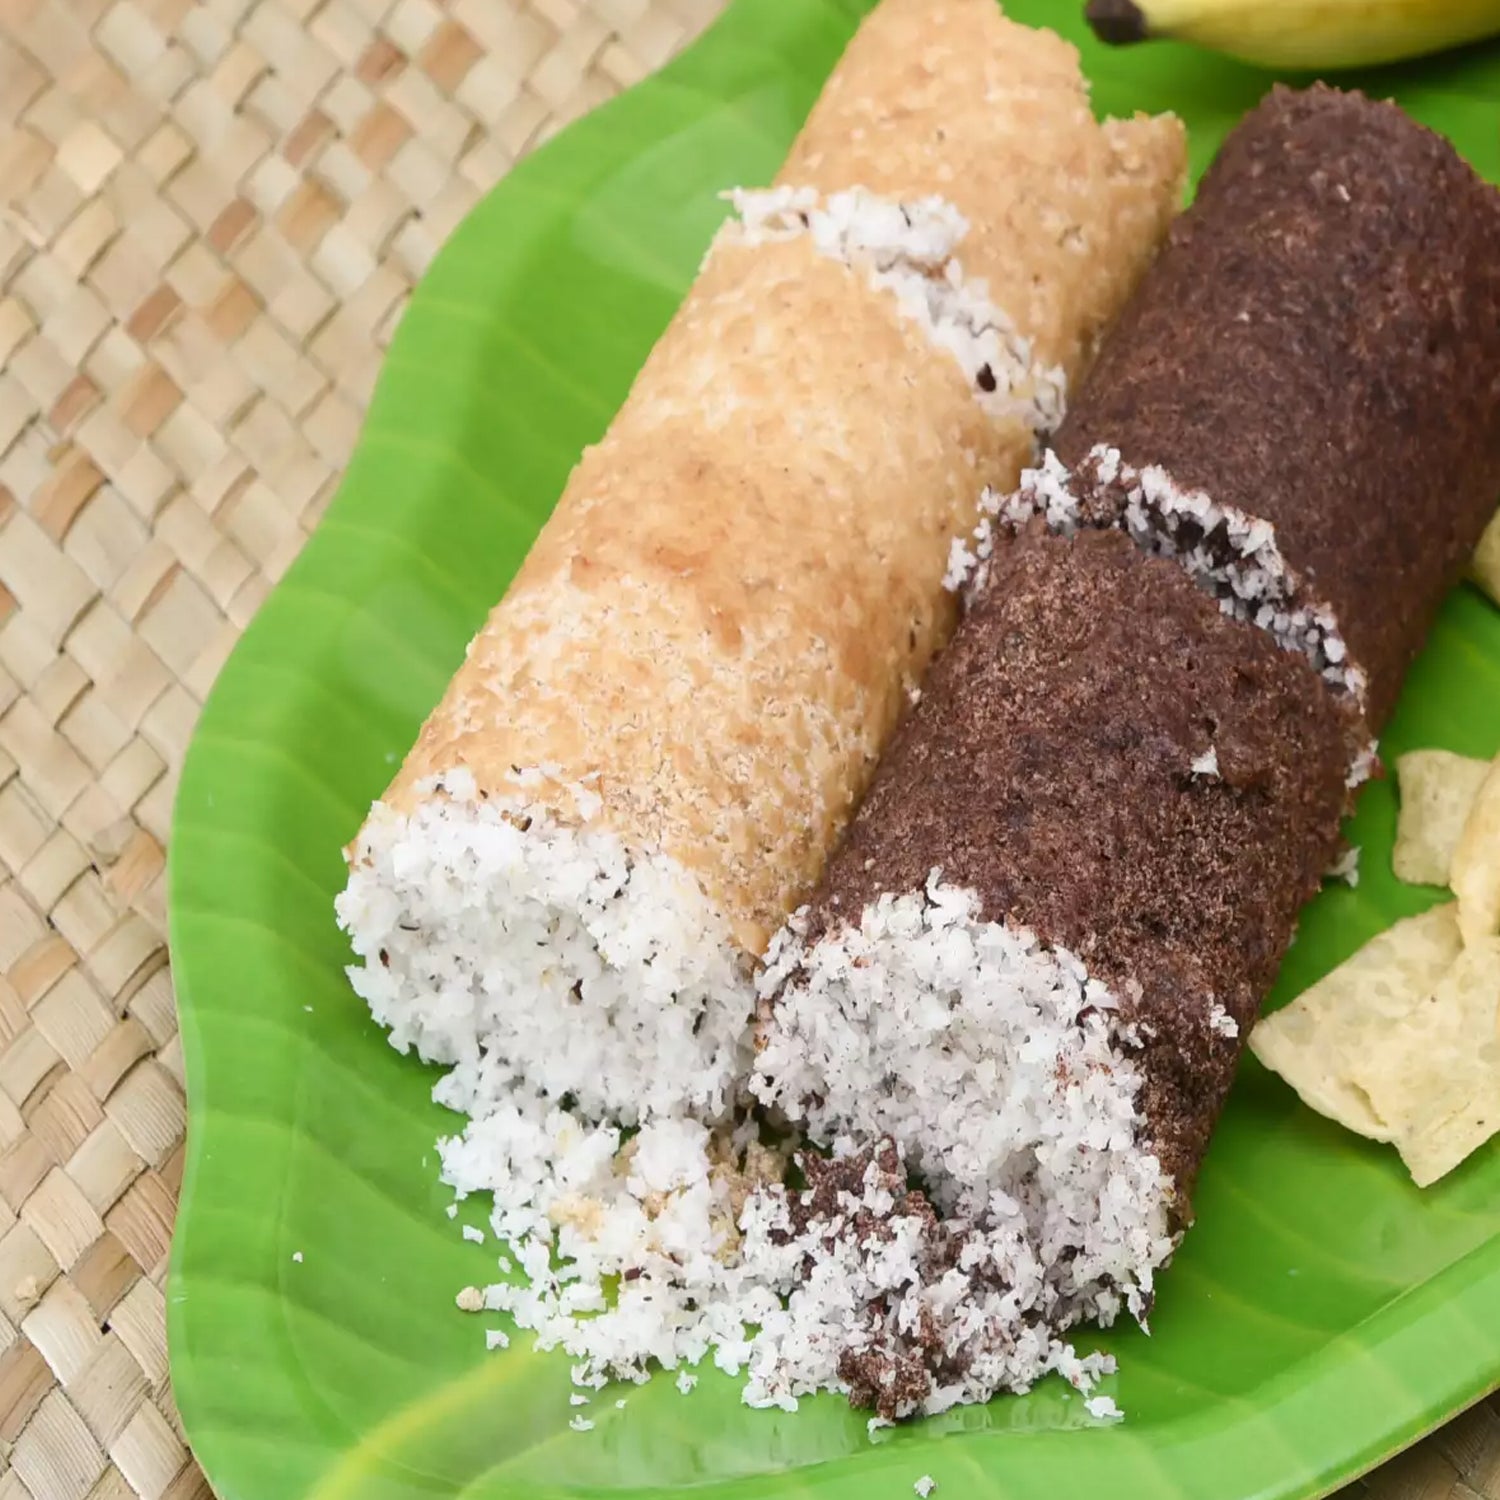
(0, 0, 1494, 1496)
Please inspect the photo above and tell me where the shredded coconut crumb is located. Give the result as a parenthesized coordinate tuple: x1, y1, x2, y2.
(445, 1204, 458, 1220)
(569, 1416, 595, 1433)
(433, 1052, 1141, 1423)
(943, 534, 980, 593)
(571, 1362, 610, 1391)
(914, 1477, 937, 1497)
(675, 1371, 698, 1395)
(1347, 740, 1380, 789)
(1189, 747, 1220, 780)
(456, 1286, 483, 1312)
(569, 1393, 591, 1407)
(1326, 846, 1360, 887)
(944, 512, 997, 597)
(725, 186, 1065, 434)
(1085, 1395, 1124, 1421)
(1207, 1003, 1239, 1040)
(462, 1224, 484, 1243)
(485, 1329, 510, 1350)
(291, 1251, 303, 1264)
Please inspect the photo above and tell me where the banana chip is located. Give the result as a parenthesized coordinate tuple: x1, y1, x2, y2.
(1250, 906, 1462, 1140)
(1392, 749, 1490, 886)
(1349, 939, 1500, 1186)
(1250, 905, 1500, 1186)
(1450, 756, 1500, 947)
(1472, 510, 1500, 606)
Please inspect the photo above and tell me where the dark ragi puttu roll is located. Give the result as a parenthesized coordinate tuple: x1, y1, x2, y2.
(751, 85, 1500, 1418)
(1030, 84, 1500, 732)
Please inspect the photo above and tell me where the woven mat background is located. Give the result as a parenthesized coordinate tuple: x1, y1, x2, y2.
(0, 0, 1494, 1496)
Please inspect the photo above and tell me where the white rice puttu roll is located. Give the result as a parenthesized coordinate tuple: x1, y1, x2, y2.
(336, 0, 1186, 1126)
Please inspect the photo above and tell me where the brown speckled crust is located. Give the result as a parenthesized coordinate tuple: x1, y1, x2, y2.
(803, 529, 1354, 1196)
(1052, 84, 1500, 730)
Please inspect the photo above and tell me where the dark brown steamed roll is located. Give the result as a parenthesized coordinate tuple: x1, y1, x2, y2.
(751, 83, 1500, 1420)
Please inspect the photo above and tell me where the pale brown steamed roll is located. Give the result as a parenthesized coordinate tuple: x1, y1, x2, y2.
(336, 0, 1186, 1126)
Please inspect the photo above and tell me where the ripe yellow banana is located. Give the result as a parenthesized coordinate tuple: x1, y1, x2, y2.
(1086, 0, 1500, 68)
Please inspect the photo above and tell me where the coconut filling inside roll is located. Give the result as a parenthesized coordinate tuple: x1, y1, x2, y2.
(726, 186, 1066, 433)
(752, 877, 1177, 1331)
(976, 444, 1369, 702)
(339, 769, 753, 1122)
(952, 443, 1379, 784)
(338, 187, 1070, 1128)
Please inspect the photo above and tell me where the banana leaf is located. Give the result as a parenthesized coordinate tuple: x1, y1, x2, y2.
(167, 4, 1500, 1497)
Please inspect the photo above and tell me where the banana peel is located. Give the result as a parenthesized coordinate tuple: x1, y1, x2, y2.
(1085, 0, 1500, 70)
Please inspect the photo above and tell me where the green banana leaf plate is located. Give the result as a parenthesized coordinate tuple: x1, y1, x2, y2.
(166, 4, 1500, 1497)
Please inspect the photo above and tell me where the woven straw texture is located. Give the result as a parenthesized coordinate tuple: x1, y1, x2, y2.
(0, 0, 1494, 1496)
